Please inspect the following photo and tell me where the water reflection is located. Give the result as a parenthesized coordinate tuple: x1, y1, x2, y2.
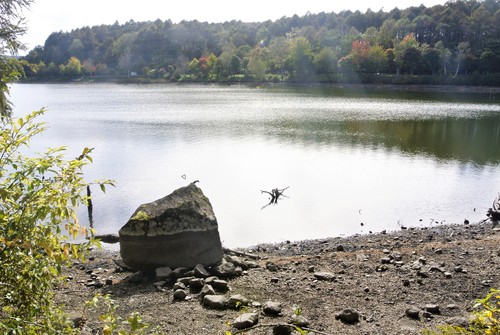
(264, 116, 500, 164)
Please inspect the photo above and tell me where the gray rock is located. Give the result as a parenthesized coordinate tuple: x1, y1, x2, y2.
(95, 233, 120, 244)
(173, 289, 187, 300)
(405, 307, 421, 319)
(446, 317, 469, 327)
(177, 276, 194, 286)
(212, 261, 241, 278)
(211, 279, 229, 291)
(155, 266, 173, 281)
(173, 282, 186, 290)
(266, 261, 279, 272)
(189, 277, 205, 289)
(194, 264, 210, 278)
(119, 182, 223, 272)
(313, 272, 336, 281)
(224, 255, 250, 270)
(232, 313, 259, 330)
(425, 304, 440, 314)
(228, 294, 250, 309)
(200, 284, 215, 298)
(290, 314, 310, 327)
(203, 295, 228, 309)
(263, 301, 282, 315)
(335, 309, 360, 324)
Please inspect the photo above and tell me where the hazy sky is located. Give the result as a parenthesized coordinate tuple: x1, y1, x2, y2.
(21, 0, 448, 50)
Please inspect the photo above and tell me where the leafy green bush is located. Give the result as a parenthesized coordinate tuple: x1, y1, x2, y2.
(422, 288, 500, 335)
(0, 110, 110, 334)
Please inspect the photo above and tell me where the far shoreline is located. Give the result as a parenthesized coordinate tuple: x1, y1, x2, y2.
(16, 79, 500, 95)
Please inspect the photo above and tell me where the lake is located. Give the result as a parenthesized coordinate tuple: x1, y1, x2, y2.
(9, 83, 500, 248)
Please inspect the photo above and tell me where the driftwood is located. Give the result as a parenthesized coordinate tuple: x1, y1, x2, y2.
(261, 187, 289, 209)
(223, 247, 260, 260)
(487, 193, 500, 224)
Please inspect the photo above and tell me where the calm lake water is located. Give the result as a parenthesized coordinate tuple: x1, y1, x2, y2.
(9, 83, 500, 248)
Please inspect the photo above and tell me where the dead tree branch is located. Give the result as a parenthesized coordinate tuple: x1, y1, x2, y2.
(261, 186, 289, 209)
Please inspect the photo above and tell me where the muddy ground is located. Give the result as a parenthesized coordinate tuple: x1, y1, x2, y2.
(56, 221, 500, 335)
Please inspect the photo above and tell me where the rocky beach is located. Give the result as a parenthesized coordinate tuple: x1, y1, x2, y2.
(57, 220, 500, 335)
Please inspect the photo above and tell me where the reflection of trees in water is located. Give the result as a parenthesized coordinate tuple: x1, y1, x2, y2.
(267, 117, 500, 165)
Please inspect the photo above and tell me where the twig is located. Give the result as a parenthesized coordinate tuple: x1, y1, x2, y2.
(232, 322, 335, 335)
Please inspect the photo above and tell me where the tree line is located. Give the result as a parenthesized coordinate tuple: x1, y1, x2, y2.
(21, 0, 500, 85)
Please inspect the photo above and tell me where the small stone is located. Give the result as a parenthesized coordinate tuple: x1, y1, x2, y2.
(444, 272, 453, 279)
(290, 314, 310, 327)
(177, 276, 195, 285)
(173, 289, 187, 300)
(266, 261, 279, 272)
(203, 295, 228, 309)
(336, 245, 345, 252)
(228, 294, 250, 309)
(155, 266, 173, 281)
(193, 264, 210, 278)
(212, 261, 241, 278)
(263, 301, 282, 315)
(335, 309, 360, 324)
(405, 307, 421, 319)
(434, 249, 444, 254)
(403, 279, 411, 286)
(380, 257, 392, 264)
(270, 277, 279, 283)
(189, 277, 205, 289)
(446, 317, 469, 327)
(417, 271, 429, 278)
(313, 272, 336, 281)
(307, 265, 315, 272)
(173, 282, 186, 290)
(211, 279, 229, 291)
(224, 255, 250, 270)
(453, 266, 463, 273)
(382, 249, 391, 254)
(200, 284, 216, 298)
(233, 313, 259, 330)
(425, 304, 440, 314)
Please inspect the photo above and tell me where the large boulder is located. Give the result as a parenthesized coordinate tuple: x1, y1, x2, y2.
(119, 182, 223, 272)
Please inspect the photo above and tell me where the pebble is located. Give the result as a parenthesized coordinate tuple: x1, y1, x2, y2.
(232, 313, 259, 330)
(313, 272, 336, 281)
(263, 301, 282, 315)
(228, 294, 250, 309)
(273, 325, 292, 335)
(405, 307, 421, 319)
(290, 314, 310, 327)
(193, 264, 210, 278)
(173, 289, 187, 300)
(425, 304, 440, 314)
(155, 266, 173, 281)
(127, 271, 144, 284)
(200, 284, 215, 298)
(335, 308, 360, 324)
(203, 295, 228, 309)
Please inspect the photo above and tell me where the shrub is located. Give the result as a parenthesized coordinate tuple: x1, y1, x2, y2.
(0, 110, 111, 334)
(422, 288, 500, 335)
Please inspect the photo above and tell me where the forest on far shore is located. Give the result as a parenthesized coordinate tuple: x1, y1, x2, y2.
(18, 0, 500, 85)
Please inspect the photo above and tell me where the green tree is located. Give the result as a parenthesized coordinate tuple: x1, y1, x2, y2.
(59, 56, 82, 78)
(0, 0, 34, 118)
(287, 37, 314, 81)
(313, 47, 338, 76)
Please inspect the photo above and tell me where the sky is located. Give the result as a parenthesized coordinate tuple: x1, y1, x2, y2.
(21, 0, 448, 51)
